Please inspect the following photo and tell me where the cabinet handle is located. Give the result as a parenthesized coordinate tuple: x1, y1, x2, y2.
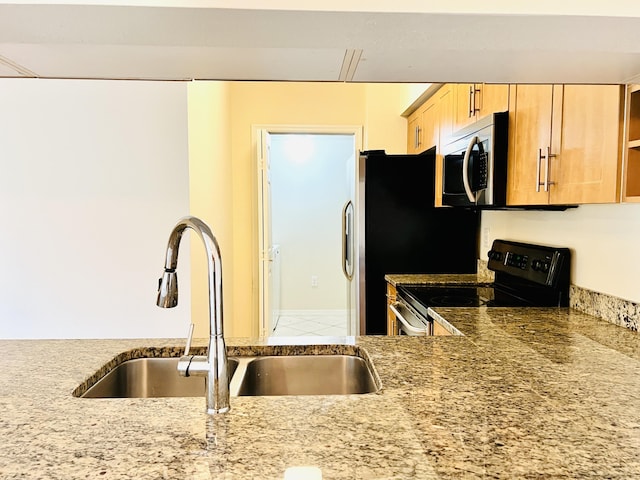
(416, 126, 421, 149)
(537, 147, 557, 192)
(469, 85, 481, 118)
(536, 148, 543, 192)
(544, 146, 556, 191)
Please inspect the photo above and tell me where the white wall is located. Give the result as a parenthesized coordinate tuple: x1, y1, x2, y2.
(481, 204, 640, 303)
(270, 133, 354, 311)
(0, 79, 191, 339)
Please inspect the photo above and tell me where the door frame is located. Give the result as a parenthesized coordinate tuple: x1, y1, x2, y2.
(253, 124, 363, 337)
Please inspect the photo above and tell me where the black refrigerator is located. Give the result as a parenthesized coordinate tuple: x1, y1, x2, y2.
(354, 149, 479, 335)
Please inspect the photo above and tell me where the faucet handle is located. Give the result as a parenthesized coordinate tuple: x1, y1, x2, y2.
(184, 323, 195, 356)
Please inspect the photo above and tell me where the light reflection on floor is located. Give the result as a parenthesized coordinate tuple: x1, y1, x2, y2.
(271, 313, 348, 337)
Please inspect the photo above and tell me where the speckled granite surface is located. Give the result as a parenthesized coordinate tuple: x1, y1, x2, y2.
(388, 271, 639, 333)
(571, 284, 640, 332)
(2, 308, 640, 479)
(385, 273, 484, 287)
(385, 261, 494, 287)
(476, 259, 495, 282)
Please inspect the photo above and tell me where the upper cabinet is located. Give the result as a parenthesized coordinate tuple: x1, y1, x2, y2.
(405, 83, 506, 206)
(434, 84, 455, 207)
(407, 97, 438, 155)
(624, 85, 640, 202)
(507, 84, 624, 205)
(454, 83, 509, 132)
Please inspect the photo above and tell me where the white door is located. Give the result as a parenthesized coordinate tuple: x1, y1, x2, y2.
(258, 129, 274, 336)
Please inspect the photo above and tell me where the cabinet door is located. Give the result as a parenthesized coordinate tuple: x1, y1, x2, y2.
(421, 98, 438, 153)
(432, 320, 451, 336)
(550, 85, 623, 204)
(507, 84, 554, 205)
(407, 110, 422, 154)
(438, 84, 456, 144)
(386, 283, 397, 336)
(624, 85, 640, 201)
(454, 83, 476, 131)
(477, 84, 509, 118)
(435, 85, 455, 207)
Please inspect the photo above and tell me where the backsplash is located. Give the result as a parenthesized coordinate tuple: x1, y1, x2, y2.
(571, 286, 639, 332)
(477, 260, 495, 282)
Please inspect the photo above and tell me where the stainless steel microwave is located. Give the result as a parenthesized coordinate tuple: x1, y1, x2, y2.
(441, 112, 508, 207)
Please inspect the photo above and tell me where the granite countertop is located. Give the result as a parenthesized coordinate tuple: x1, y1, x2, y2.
(385, 273, 486, 287)
(2, 306, 640, 479)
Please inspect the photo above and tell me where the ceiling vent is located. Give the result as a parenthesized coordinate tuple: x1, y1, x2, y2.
(338, 49, 362, 82)
(0, 55, 38, 77)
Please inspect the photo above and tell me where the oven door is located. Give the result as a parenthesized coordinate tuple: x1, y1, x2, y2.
(389, 300, 432, 336)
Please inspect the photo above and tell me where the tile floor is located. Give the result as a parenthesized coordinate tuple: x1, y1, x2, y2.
(271, 313, 348, 337)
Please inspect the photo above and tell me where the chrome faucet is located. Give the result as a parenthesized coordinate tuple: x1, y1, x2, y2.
(156, 216, 230, 414)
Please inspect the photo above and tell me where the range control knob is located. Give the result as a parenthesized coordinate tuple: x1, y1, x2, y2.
(488, 250, 502, 261)
(532, 259, 551, 272)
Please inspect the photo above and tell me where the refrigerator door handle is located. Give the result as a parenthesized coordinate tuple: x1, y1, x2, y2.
(462, 136, 479, 203)
(342, 200, 354, 281)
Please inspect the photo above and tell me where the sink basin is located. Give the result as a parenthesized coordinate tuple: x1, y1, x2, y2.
(81, 357, 239, 398)
(232, 355, 378, 396)
(78, 349, 380, 398)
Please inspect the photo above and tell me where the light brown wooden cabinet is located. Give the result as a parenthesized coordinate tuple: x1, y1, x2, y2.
(432, 320, 451, 336)
(406, 98, 438, 155)
(406, 83, 508, 206)
(624, 85, 640, 202)
(386, 282, 398, 336)
(434, 84, 454, 206)
(407, 110, 422, 155)
(507, 84, 624, 205)
(454, 83, 509, 132)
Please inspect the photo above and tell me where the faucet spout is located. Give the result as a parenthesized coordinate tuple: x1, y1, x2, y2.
(156, 216, 230, 414)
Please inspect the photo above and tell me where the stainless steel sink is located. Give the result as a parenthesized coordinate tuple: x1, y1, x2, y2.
(82, 357, 239, 398)
(80, 351, 380, 398)
(231, 355, 378, 396)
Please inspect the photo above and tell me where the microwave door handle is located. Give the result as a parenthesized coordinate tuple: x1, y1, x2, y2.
(462, 136, 478, 203)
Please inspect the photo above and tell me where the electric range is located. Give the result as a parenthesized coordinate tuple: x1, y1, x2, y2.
(392, 239, 571, 335)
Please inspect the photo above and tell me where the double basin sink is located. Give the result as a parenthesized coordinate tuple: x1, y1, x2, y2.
(79, 347, 380, 398)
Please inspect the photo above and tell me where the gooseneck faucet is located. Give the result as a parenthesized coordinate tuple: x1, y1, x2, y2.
(156, 216, 230, 414)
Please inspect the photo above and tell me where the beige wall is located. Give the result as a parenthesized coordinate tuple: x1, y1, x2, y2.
(187, 82, 233, 337)
(188, 81, 416, 337)
(364, 83, 415, 154)
(481, 204, 640, 303)
(228, 82, 368, 337)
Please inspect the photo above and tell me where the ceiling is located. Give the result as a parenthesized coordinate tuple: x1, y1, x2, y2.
(2, 3, 640, 84)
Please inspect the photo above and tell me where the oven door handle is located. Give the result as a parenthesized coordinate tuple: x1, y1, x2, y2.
(390, 303, 429, 336)
(462, 136, 479, 203)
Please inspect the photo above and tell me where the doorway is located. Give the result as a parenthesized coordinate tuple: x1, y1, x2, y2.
(256, 126, 362, 338)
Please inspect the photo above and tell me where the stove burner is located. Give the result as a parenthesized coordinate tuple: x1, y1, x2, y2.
(428, 295, 485, 307)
